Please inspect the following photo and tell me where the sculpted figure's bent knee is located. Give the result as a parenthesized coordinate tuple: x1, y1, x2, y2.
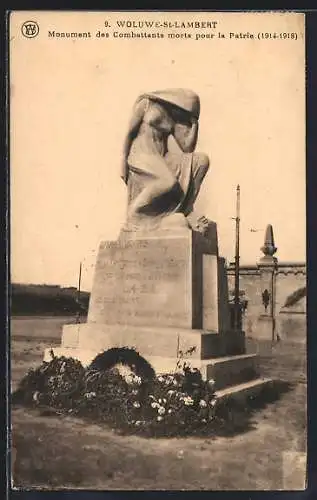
(120, 88, 210, 232)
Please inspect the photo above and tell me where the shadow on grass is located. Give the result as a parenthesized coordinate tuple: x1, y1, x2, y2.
(213, 380, 293, 438)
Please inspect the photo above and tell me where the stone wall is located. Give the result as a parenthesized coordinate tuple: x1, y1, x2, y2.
(275, 265, 306, 313)
(227, 262, 306, 344)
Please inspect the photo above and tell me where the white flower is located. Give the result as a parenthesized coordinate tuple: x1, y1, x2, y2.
(84, 391, 96, 399)
(135, 420, 142, 426)
(134, 375, 142, 385)
(165, 375, 175, 385)
(151, 402, 159, 409)
(201, 418, 207, 423)
(157, 416, 163, 421)
(158, 376, 164, 383)
(32, 391, 40, 402)
(125, 374, 134, 384)
(168, 409, 172, 414)
(167, 390, 175, 396)
(173, 379, 178, 386)
(209, 399, 217, 407)
(163, 398, 167, 404)
(199, 399, 207, 408)
(208, 378, 216, 387)
(133, 401, 141, 408)
(183, 396, 194, 406)
(131, 389, 138, 395)
(158, 398, 162, 403)
(158, 406, 166, 415)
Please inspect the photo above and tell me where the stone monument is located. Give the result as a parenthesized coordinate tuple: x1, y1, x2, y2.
(45, 89, 271, 400)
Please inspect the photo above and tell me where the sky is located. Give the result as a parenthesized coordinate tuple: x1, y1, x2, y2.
(10, 11, 305, 291)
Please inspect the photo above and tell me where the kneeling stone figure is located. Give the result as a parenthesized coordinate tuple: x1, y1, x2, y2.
(120, 88, 211, 234)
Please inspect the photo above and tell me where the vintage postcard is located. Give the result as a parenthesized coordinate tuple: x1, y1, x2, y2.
(9, 11, 306, 490)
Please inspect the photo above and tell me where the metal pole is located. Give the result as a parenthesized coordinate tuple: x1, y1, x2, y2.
(77, 261, 82, 304)
(75, 261, 82, 323)
(234, 185, 240, 330)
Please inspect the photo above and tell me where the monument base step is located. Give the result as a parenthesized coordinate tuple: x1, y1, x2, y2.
(214, 377, 274, 403)
(60, 323, 246, 361)
(201, 353, 259, 390)
(44, 347, 260, 391)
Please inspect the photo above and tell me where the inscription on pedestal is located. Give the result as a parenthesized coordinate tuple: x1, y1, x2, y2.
(88, 238, 192, 328)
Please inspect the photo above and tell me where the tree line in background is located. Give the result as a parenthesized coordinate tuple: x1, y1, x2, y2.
(11, 284, 90, 316)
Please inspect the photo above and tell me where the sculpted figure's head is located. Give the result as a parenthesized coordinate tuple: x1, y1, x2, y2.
(145, 88, 200, 123)
(121, 89, 201, 184)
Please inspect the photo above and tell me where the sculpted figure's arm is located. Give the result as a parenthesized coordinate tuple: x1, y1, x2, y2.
(173, 117, 199, 153)
(121, 98, 148, 182)
(143, 101, 174, 134)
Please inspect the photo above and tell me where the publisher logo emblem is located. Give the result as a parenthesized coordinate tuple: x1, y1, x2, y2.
(21, 21, 39, 38)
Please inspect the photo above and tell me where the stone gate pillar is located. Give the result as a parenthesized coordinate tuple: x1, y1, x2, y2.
(256, 224, 278, 341)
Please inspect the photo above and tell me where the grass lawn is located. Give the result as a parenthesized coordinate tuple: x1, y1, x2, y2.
(10, 316, 307, 490)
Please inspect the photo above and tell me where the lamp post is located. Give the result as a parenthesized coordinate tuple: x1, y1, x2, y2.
(74, 223, 96, 323)
(77, 261, 82, 303)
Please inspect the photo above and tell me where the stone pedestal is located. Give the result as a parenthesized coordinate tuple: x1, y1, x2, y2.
(45, 221, 272, 402)
(88, 226, 229, 333)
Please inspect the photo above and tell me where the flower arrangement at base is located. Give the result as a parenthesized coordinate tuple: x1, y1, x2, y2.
(12, 347, 221, 437)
